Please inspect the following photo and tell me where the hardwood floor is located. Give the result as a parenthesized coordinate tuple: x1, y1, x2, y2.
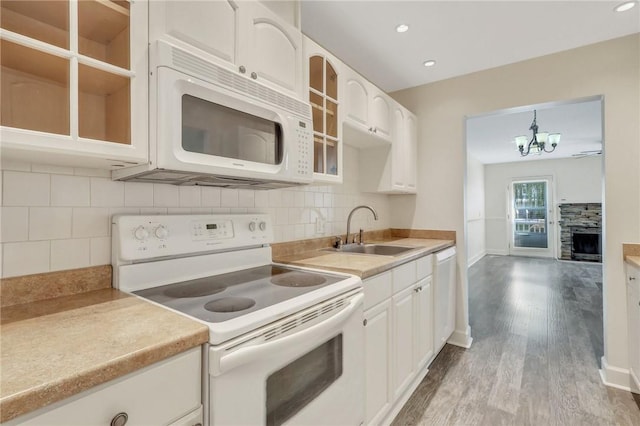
(392, 255, 640, 426)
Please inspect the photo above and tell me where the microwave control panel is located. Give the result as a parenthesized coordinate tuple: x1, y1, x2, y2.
(295, 119, 313, 177)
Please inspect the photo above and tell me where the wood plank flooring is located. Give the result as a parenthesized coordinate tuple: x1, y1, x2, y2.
(392, 255, 640, 426)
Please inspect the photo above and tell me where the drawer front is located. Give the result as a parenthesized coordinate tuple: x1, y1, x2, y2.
(392, 261, 417, 293)
(364, 271, 393, 310)
(14, 348, 202, 426)
(416, 254, 433, 279)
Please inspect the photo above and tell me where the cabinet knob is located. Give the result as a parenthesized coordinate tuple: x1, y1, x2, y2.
(363, 319, 368, 326)
(110, 412, 128, 426)
(239, 65, 246, 74)
(251, 72, 258, 80)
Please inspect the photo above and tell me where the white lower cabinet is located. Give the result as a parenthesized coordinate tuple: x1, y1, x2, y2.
(363, 255, 434, 425)
(627, 263, 640, 393)
(364, 298, 394, 425)
(6, 347, 203, 426)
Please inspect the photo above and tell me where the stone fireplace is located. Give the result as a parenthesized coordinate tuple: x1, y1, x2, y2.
(558, 203, 602, 262)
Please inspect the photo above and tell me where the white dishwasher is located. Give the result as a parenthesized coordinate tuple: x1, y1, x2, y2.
(433, 247, 457, 353)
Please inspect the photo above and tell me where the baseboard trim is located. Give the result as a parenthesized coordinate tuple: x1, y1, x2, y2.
(382, 364, 430, 426)
(447, 326, 473, 349)
(486, 249, 508, 256)
(467, 251, 486, 267)
(599, 356, 635, 392)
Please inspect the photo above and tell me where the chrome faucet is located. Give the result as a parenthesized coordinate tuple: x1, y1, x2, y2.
(345, 205, 379, 244)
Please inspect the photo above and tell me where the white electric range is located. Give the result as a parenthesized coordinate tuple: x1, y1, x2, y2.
(112, 214, 364, 426)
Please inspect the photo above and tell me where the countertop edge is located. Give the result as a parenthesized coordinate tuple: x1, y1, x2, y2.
(0, 326, 209, 423)
(626, 256, 640, 269)
(274, 238, 455, 279)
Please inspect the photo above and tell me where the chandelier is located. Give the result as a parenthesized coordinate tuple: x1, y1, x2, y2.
(514, 110, 561, 156)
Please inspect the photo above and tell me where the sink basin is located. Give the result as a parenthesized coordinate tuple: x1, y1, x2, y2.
(323, 244, 418, 256)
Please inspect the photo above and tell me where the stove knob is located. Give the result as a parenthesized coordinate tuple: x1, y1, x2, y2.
(249, 221, 257, 232)
(134, 226, 149, 241)
(155, 225, 169, 239)
(259, 221, 267, 231)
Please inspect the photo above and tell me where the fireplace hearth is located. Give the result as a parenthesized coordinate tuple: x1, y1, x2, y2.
(571, 227, 602, 262)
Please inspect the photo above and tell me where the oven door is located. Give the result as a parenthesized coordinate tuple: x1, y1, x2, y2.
(209, 291, 364, 426)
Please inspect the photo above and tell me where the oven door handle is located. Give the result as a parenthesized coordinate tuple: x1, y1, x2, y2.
(215, 292, 363, 375)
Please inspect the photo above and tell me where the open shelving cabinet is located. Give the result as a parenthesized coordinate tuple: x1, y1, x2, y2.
(0, 0, 147, 168)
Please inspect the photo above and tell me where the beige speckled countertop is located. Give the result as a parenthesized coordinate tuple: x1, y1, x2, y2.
(274, 237, 455, 279)
(627, 256, 640, 268)
(0, 288, 209, 423)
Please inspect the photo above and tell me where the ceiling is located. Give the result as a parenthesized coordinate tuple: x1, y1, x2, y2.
(300, 1, 640, 93)
(466, 99, 603, 164)
(300, 1, 632, 165)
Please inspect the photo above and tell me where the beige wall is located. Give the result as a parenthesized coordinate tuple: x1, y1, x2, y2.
(391, 34, 640, 386)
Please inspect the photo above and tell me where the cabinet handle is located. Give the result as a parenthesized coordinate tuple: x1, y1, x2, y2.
(631, 276, 637, 281)
(251, 72, 258, 80)
(363, 319, 368, 326)
(110, 412, 128, 426)
(239, 65, 246, 74)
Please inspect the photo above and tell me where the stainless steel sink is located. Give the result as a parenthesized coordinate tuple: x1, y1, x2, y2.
(323, 244, 418, 256)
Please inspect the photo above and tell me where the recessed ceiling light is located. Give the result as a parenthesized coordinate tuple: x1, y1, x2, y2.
(614, 1, 636, 12)
(396, 24, 409, 33)
(423, 60, 436, 67)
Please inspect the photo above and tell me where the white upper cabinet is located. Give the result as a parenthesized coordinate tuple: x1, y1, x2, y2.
(239, 1, 302, 96)
(342, 67, 392, 147)
(0, 0, 149, 169)
(359, 101, 417, 194)
(150, 0, 238, 65)
(150, 0, 303, 99)
(304, 36, 342, 183)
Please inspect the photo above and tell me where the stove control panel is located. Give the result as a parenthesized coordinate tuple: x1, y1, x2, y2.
(113, 214, 273, 262)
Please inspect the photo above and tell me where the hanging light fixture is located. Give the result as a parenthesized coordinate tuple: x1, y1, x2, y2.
(514, 110, 561, 156)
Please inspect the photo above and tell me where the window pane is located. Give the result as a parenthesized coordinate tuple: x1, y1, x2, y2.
(310, 91, 324, 134)
(314, 135, 324, 173)
(326, 100, 337, 138)
(309, 56, 323, 92)
(326, 61, 337, 100)
(513, 181, 548, 248)
(327, 138, 338, 175)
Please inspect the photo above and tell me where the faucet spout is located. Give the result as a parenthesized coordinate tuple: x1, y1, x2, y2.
(345, 205, 379, 244)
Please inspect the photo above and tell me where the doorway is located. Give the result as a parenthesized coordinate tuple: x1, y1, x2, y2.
(508, 177, 555, 258)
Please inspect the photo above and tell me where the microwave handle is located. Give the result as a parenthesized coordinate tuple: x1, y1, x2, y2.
(214, 293, 363, 375)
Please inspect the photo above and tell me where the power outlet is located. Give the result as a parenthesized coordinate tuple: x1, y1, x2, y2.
(315, 218, 325, 234)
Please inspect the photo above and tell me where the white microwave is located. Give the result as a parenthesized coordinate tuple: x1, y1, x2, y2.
(113, 41, 314, 189)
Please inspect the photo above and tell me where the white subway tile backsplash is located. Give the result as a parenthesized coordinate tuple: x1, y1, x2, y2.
(51, 175, 90, 207)
(72, 208, 109, 238)
(221, 189, 239, 207)
(254, 191, 269, 207)
(90, 237, 111, 266)
(2, 241, 50, 277)
(238, 190, 255, 208)
(51, 239, 91, 271)
(0, 207, 28, 242)
(91, 178, 124, 207)
(179, 186, 201, 207)
(268, 190, 282, 207)
(153, 184, 179, 207)
(3, 171, 50, 206)
(29, 207, 72, 240)
(281, 190, 294, 208)
(201, 187, 221, 207)
(124, 182, 154, 207)
(2, 147, 394, 275)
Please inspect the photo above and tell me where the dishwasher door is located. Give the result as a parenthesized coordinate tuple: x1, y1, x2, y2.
(434, 247, 456, 353)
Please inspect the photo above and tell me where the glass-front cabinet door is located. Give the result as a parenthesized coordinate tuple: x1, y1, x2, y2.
(304, 36, 342, 183)
(0, 0, 148, 168)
